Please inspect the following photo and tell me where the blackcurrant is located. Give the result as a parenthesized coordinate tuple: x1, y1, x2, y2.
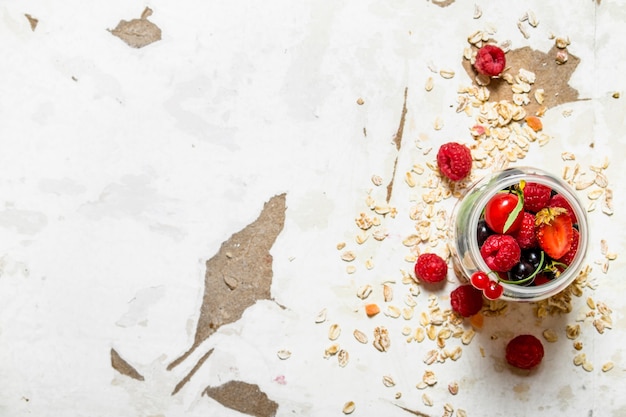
(522, 248, 543, 269)
(508, 260, 535, 285)
(477, 219, 492, 247)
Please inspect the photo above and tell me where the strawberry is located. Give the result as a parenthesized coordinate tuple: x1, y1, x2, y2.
(535, 207, 573, 260)
(560, 228, 580, 265)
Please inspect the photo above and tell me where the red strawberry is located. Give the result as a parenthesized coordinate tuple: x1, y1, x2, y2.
(559, 228, 580, 265)
(513, 212, 537, 249)
(548, 194, 577, 224)
(523, 182, 552, 213)
(535, 207, 573, 260)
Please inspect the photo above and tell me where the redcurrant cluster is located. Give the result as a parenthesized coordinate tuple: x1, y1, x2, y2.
(469, 271, 504, 300)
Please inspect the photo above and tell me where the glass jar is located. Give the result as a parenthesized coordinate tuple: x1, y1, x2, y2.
(450, 166, 589, 302)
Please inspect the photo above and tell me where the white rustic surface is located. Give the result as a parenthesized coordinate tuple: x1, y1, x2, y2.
(1, 1, 625, 416)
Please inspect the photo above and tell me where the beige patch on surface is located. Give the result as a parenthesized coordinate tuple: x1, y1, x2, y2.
(463, 45, 582, 115)
(204, 381, 279, 417)
(109, 7, 162, 48)
(24, 14, 38, 31)
(110, 348, 144, 381)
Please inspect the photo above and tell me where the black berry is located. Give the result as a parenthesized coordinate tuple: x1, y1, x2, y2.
(508, 260, 535, 285)
(477, 220, 492, 247)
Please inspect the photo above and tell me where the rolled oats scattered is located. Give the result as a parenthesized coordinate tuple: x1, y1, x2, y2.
(542, 329, 558, 343)
(555, 36, 570, 49)
(473, 4, 482, 19)
(602, 361, 614, 372)
(383, 375, 396, 387)
(448, 381, 459, 395)
(342, 401, 355, 415)
(352, 329, 368, 344)
(341, 251, 356, 262)
(439, 69, 455, 79)
(424, 349, 439, 365)
(461, 329, 476, 345)
(414, 327, 426, 343)
(337, 349, 349, 367)
(357, 284, 373, 300)
(371, 175, 383, 186)
(328, 323, 341, 341)
(373, 326, 391, 352)
(582, 361, 594, 372)
(277, 349, 291, 360)
(385, 305, 401, 319)
(573, 352, 586, 366)
(315, 308, 327, 324)
(422, 370, 437, 386)
(425, 77, 434, 92)
(325, 343, 340, 358)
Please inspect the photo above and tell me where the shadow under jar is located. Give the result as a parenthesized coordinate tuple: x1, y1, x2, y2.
(451, 167, 589, 302)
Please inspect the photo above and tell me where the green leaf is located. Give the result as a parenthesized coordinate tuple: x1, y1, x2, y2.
(502, 191, 524, 233)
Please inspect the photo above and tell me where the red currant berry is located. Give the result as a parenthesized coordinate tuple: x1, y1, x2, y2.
(483, 280, 504, 300)
(470, 271, 490, 290)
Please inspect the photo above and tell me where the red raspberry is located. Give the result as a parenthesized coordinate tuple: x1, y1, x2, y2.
(559, 228, 580, 265)
(414, 253, 448, 283)
(436, 142, 472, 181)
(523, 182, 552, 213)
(474, 44, 506, 77)
(450, 284, 484, 317)
(548, 194, 577, 224)
(513, 212, 537, 249)
(505, 334, 544, 370)
(480, 234, 521, 272)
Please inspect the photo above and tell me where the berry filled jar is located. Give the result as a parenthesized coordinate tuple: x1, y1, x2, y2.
(450, 167, 589, 302)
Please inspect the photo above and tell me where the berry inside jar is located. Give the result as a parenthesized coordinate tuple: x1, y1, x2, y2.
(471, 180, 581, 296)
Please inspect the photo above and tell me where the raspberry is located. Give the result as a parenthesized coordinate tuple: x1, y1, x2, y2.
(513, 212, 537, 249)
(414, 253, 448, 283)
(548, 194, 577, 224)
(523, 182, 552, 213)
(480, 234, 521, 272)
(436, 142, 472, 181)
(505, 334, 544, 370)
(473, 44, 506, 77)
(450, 284, 484, 317)
(559, 228, 580, 265)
